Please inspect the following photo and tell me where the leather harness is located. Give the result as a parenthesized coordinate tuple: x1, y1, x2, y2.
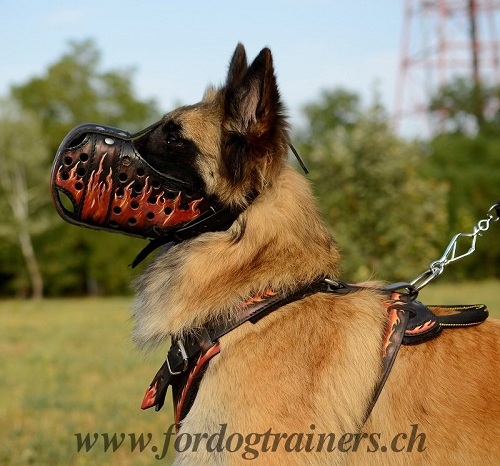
(140, 279, 488, 428)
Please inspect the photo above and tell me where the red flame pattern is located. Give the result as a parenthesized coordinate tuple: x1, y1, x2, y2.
(81, 155, 112, 224)
(174, 343, 221, 428)
(382, 306, 401, 358)
(239, 288, 279, 308)
(54, 150, 203, 235)
(55, 163, 85, 206)
(404, 319, 436, 335)
(109, 176, 203, 230)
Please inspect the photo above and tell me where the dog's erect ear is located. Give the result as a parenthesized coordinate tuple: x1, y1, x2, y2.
(222, 46, 287, 188)
(226, 43, 248, 89)
(224, 47, 282, 138)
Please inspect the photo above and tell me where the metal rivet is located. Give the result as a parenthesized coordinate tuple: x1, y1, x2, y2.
(122, 156, 131, 167)
(105, 137, 115, 145)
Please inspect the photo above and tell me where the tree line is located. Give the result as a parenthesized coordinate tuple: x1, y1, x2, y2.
(1, 40, 499, 298)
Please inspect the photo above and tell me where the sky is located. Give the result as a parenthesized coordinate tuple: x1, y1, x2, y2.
(1, 0, 405, 133)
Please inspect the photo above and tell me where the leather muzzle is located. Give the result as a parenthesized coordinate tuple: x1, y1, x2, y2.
(50, 124, 208, 239)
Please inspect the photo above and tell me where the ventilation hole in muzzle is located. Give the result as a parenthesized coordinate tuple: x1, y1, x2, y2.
(166, 191, 177, 200)
(57, 191, 75, 215)
(152, 180, 161, 189)
(79, 153, 89, 162)
(133, 183, 143, 194)
(165, 207, 172, 215)
(128, 217, 137, 226)
(64, 156, 73, 166)
(146, 212, 155, 220)
(67, 133, 88, 148)
(119, 173, 128, 182)
(76, 167, 86, 177)
(116, 188, 124, 199)
(61, 172, 70, 181)
(131, 201, 139, 210)
(109, 220, 119, 228)
(147, 195, 157, 204)
(75, 182, 84, 191)
(113, 206, 122, 215)
(136, 168, 145, 177)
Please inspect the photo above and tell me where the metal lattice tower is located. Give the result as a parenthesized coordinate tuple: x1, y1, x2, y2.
(393, 0, 500, 137)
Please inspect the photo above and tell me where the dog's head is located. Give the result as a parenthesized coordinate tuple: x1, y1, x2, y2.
(136, 43, 289, 208)
(51, 44, 289, 245)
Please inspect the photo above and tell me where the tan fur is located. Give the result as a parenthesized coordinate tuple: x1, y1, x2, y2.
(131, 45, 500, 465)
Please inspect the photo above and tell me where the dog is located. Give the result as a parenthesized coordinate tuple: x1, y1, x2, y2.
(53, 44, 500, 465)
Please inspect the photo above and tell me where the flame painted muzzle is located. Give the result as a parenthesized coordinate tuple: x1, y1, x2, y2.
(50, 123, 214, 239)
(51, 123, 253, 266)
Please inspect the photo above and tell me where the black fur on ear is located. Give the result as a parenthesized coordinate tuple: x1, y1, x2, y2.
(222, 46, 289, 190)
(226, 43, 248, 90)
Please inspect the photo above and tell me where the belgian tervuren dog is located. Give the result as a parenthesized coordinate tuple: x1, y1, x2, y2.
(53, 44, 500, 465)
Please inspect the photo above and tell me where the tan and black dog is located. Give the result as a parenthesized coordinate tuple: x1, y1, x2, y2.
(53, 44, 500, 465)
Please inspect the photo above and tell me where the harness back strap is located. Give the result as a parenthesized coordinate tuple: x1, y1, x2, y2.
(364, 294, 411, 423)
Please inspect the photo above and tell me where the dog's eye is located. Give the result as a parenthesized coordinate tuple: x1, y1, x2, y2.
(166, 134, 178, 144)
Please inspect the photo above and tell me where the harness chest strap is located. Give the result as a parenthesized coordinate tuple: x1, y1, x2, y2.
(141, 279, 347, 414)
(140, 279, 489, 426)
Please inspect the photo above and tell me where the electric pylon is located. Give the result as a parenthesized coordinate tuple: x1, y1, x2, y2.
(393, 0, 500, 136)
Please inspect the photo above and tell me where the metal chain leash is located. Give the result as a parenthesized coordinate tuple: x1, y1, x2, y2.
(410, 201, 500, 292)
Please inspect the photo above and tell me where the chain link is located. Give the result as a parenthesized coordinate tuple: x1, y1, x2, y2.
(410, 202, 500, 291)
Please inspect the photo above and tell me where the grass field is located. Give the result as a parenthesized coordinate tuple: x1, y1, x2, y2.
(0, 298, 174, 466)
(1, 282, 499, 465)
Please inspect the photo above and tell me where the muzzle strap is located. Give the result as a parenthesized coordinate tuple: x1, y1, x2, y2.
(130, 202, 248, 268)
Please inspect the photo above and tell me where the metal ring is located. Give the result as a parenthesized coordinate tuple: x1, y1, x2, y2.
(488, 203, 500, 222)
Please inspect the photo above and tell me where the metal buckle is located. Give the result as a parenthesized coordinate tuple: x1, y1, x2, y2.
(166, 340, 189, 376)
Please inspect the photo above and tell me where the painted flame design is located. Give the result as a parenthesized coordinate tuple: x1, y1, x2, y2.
(175, 343, 221, 427)
(54, 150, 203, 234)
(55, 162, 85, 206)
(239, 288, 279, 308)
(382, 307, 401, 357)
(81, 155, 112, 223)
(109, 176, 203, 230)
(405, 320, 436, 335)
(55, 152, 111, 221)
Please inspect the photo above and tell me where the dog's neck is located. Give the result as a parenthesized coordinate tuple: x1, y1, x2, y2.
(131, 164, 339, 347)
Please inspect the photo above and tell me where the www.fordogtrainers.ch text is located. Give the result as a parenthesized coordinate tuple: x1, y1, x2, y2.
(75, 423, 427, 460)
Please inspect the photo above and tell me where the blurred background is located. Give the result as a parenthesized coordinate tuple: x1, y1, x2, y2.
(1, 0, 500, 297)
(1, 1, 499, 464)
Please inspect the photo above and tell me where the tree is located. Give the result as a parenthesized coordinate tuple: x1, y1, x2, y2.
(12, 39, 160, 155)
(2, 39, 161, 296)
(0, 101, 51, 298)
(429, 77, 500, 136)
(423, 77, 500, 279)
(296, 89, 449, 282)
(422, 132, 500, 279)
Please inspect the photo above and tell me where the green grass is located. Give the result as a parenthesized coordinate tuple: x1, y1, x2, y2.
(0, 298, 175, 466)
(1, 282, 498, 465)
